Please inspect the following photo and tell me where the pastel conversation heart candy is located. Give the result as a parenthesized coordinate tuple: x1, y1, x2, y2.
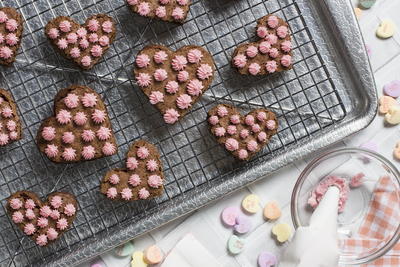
(359, 0, 376, 9)
(45, 14, 116, 70)
(227, 235, 245, 255)
(272, 223, 291, 243)
(384, 80, 400, 98)
(233, 215, 252, 234)
(134, 45, 215, 124)
(232, 14, 293, 76)
(208, 104, 278, 161)
(7, 191, 78, 247)
(90, 259, 106, 267)
(131, 251, 147, 267)
(221, 206, 241, 227)
(258, 251, 278, 267)
(114, 241, 135, 257)
(242, 194, 261, 214)
(376, 19, 396, 39)
(127, 0, 192, 23)
(379, 96, 397, 114)
(100, 140, 165, 201)
(354, 8, 362, 19)
(144, 245, 163, 264)
(0, 7, 24, 65)
(263, 201, 281, 220)
(385, 105, 400, 125)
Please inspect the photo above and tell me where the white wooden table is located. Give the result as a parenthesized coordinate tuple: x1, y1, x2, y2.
(80, 0, 400, 265)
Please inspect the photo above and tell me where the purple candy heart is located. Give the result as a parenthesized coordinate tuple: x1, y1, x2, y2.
(233, 215, 252, 234)
(221, 207, 241, 227)
(384, 80, 400, 98)
(258, 251, 278, 267)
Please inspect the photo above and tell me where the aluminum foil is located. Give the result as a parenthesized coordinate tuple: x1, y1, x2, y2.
(0, 0, 376, 266)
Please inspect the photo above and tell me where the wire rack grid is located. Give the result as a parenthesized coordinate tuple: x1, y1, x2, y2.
(0, 0, 346, 266)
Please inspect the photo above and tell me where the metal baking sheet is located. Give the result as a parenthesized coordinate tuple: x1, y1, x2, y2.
(0, 0, 376, 266)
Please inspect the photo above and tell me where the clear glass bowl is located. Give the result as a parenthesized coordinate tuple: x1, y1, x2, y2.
(291, 148, 400, 265)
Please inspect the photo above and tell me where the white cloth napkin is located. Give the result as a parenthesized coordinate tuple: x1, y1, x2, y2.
(161, 233, 221, 267)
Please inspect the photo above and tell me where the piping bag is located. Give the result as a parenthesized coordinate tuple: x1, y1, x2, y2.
(280, 186, 340, 267)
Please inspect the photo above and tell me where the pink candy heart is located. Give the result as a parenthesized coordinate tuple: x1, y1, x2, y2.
(221, 207, 241, 227)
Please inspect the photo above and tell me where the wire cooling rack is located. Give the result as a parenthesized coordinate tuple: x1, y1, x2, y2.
(0, 0, 347, 266)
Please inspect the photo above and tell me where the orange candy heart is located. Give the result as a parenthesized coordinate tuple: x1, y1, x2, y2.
(263, 201, 281, 220)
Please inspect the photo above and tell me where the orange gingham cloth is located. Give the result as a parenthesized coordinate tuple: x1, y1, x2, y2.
(341, 176, 400, 266)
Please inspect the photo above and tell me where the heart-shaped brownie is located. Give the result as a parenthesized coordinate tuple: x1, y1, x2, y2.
(0, 7, 23, 65)
(133, 45, 215, 124)
(45, 14, 116, 70)
(0, 89, 22, 146)
(36, 85, 118, 163)
(7, 191, 78, 247)
(232, 15, 293, 76)
(208, 104, 278, 160)
(100, 140, 164, 201)
(126, 0, 191, 23)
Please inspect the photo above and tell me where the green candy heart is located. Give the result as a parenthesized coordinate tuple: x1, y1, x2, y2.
(227, 235, 245, 255)
(359, 0, 376, 9)
(114, 241, 135, 257)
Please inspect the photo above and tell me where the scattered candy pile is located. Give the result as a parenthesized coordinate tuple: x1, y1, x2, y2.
(379, 81, 400, 126)
(377, 80, 400, 158)
(221, 194, 289, 266)
(130, 245, 164, 267)
(110, 241, 164, 267)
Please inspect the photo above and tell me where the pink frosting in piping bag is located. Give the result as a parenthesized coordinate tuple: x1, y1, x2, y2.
(308, 176, 350, 213)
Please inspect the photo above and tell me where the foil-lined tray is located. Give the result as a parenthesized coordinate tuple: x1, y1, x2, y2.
(0, 0, 376, 266)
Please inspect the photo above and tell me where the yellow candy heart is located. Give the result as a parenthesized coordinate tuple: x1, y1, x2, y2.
(385, 106, 400, 125)
(263, 201, 281, 220)
(272, 223, 291, 243)
(131, 251, 148, 267)
(379, 96, 397, 114)
(376, 19, 396, 39)
(242, 194, 260, 214)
